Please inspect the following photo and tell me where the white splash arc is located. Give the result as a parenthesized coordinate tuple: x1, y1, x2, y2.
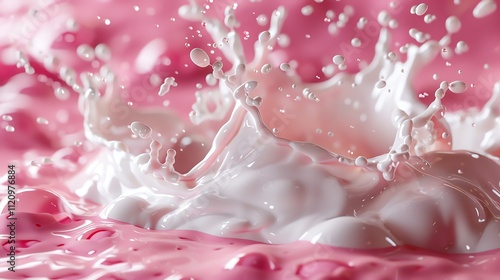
(67, 2, 500, 253)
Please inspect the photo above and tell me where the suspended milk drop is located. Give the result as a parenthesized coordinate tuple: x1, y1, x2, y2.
(473, 0, 497, 18)
(76, 44, 95, 61)
(332, 55, 345, 65)
(190, 48, 210, 67)
(158, 77, 178, 96)
(445, 16, 461, 34)
(95, 44, 111, 61)
(415, 3, 428, 16)
(448, 81, 467, 93)
(130, 122, 152, 139)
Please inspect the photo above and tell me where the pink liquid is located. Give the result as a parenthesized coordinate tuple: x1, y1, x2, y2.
(1, 0, 500, 279)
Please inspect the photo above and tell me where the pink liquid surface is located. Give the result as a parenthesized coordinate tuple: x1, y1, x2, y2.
(1, 0, 500, 279)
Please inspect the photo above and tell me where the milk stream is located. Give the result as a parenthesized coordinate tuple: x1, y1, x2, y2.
(1, 0, 500, 278)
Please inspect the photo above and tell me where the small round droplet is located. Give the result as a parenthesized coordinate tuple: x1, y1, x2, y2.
(445, 16, 461, 34)
(77, 44, 95, 61)
(351, 38, 361, 47)
(130, 122, 152, 139)
(424, 14, 436, 23)
(54, 87, 70, 100)
(301, 5, 314, 16)
(415, 3, 428, 16)
(256, 14, 268, 26)
(5, 125, 15, 132)
(2, 115, 12, 121)
(332, 55, 344, 65)
(95, 44, 111, 61)
(448, 81, 467, 93)
(190, 48, 210, 67)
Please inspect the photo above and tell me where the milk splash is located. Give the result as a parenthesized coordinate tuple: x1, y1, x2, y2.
(43, 0, 500, 254)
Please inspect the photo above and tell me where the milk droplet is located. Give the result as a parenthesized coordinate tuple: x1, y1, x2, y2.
(301, 5, 313, 16)
(279, 63, 290, 71)
(351, 38, 361, 47)
(473, 0, 497, 18)
(190, 48, 210, 67)
(277, 34, 290, 47)
(54, 87, 70, 100)
(130, 122, 152, 138)
(76, 44, 95, 61)
(2, 115, 12, 121)
(424, 14, 436, 23)
(66, 18, 79, 31)
(95, 44, 111, 61)
(455, 41, 469, 54)
(158, 77, 178, 96)
(5, 125, 15, 132)
(448, 81, 467, 93)
(445, 16, 461, 34)
(357, 17, 367, 29)
(410, 5, 417, 14)
(36, 117, 49, 125)
(205, 74, 217, 86)
(256, 14, 268, 26)
(388, 19, 398, 29)
(332, 55, 345, 65)
(415, 3, 428, 16)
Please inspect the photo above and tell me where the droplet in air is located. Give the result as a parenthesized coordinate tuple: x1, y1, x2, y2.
(424, 14, 436, 23)
(332, 55, 345, 65)
(448, 81, 467, 93)
(76, 44, 95, 61)
(256, 14, 268, 26)
(351, 38, 361, 47)
(445, 16, 461, 34)
(190, 48, 210, 67)
(95, 44, 111, 61)
(130, 122, 152, 138)
(415, 3, 428, 16)
(473, 0, 497, 18)
(54, 87, 70, 100)
(301, 5, 314, 16)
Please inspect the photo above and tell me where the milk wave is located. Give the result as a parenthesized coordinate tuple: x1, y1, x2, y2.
(48, 2, 500, 253)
